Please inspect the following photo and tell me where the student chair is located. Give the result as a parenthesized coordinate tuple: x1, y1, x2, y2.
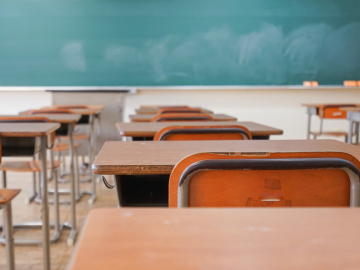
(157, 108, 203, 115)
(151, 114, 215, 122)
(310, 104, 357, 142)
(0, 140, 21, 270)
(169, 152, 360, 208)
(29, 109, 90, 182)
(0, 118, 64, 245)
(0, 189, 20, 270)
(153, 125, 252, 141)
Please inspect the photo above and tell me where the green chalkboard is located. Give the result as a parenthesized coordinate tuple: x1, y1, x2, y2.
(0, 0, 360, 86)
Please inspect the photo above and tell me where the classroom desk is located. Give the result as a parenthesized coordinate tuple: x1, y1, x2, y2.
(129, 113, 237, 122)
(135, 107, 213, 115)
(302, 103, 360, 139)
(93, 139, 359, 207)
(341, 108, 360, 144)
(19, 106, 104, 205)
(67, 207, 360, 270)
(9, 113, 82, 246)
(0, 123, 60, 270)
(116, 121, 283, 140)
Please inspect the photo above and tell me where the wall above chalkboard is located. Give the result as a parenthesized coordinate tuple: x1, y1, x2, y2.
(1, 0, 359, 86)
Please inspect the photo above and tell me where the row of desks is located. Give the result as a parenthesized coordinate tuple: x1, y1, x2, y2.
(73, 138, 360, 269)
(69, 104, 360, 269)
(129, 113, 237, 122)
(117, 121, 283, 140)
(0, 105, 105, 270)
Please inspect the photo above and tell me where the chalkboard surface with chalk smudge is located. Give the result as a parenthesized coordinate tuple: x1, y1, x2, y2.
(0, 0, 359, 86)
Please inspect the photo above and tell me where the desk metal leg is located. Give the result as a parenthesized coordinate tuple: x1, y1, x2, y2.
(348, 120, 353, 144)
(65, 123, 77, 246)
(356, 123, 359, 144)
(87, 115, 97, 205)
(40, 137, 51, 270)
(4, 203, 15, 270)
(307, 113, 311, 139)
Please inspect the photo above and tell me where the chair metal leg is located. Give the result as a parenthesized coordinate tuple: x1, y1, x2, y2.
(2, 170, 7, 188)
(25, 172, 37, 204)
(4, 203, 15, 270)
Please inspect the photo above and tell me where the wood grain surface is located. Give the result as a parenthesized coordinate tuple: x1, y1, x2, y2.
(0, 123, 60, 137)
(67, 207, 360, 270)
(116, 121, 283, 138)
(130, 113, 237, 122)
(92, 139, 360, 175)
(0, 189, 21, 205)
(3, 114, 81, 124)
(136, 107, 213, 115)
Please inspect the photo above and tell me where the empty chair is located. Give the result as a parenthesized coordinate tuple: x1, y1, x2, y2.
(169, 152, 360, 208)
(151, 113, 214, 122)
(0, 189, 20, 270)
(310, 104, 357, 141)
(0, 139, 20, 270)
(0, 118, 64, 245)
(29, 109, 90, 181)
(153, 125, 252, 141)
(157, 108, 203, 114)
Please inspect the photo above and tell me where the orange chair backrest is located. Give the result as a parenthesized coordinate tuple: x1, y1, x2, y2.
(54, 105, 88, 109)
(141, 105, 189, 109)
(157, 108, 203, 115)
(169, 152, 360, 208)
(319, 104, 356, 119)
(29, 109, 74, 115)
(153, 125, 252, 141)
(151, 114, 214, 122)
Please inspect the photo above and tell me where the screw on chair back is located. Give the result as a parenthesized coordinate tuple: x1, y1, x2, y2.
(151, 113, 215, 122)
(153, 125, 252, 141)
(169, 152, 360, 208)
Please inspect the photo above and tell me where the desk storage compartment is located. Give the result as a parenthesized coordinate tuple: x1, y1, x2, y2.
(55, 123, 69, 136)
(77, 115, 89, 124)
(132, 137, 153, 141)
(1, 137, 35, 156)
(115, 175, 169, 207)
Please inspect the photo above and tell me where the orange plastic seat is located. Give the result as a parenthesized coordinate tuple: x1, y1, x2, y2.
(53, 143, 81, 152)
(153, 125, 252, 141)
(58, 134, 90, 141)
(151, 113, 214, 122)
(0, 160, 61, 172)
(169, 152, 360, 208)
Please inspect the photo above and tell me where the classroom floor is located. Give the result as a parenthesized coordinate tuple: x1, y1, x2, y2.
(0, 157, 117, 270)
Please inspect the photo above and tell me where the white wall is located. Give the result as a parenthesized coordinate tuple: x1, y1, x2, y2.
(0, 90, 52, 114)
(125, 87, 360, 140)
(0, 87, 359, 141)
